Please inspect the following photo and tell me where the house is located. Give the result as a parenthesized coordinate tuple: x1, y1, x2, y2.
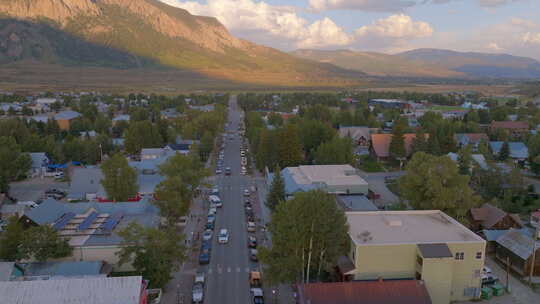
(160, 108, 181, 120)
(489, 141, 529, 161)
(495, 228, 540, 277)
(35, 98, 59, 106)
(67, 167, 104, 201)
(341, 210, 485, 304)
(297, 280, 432, 304)
(447, 153, 488, 170)
(489, 121, 529, 138)
(112, 114, 130, 125)
(480, 228, 530, 253)
(338, 127, 372, 147)
(454, 133, 489, 150)
(370, 133, 427, 160)
(369, 99, 409, 109)
(26, 115, 50, 124)
(0, 276, 148, 304)
(531, 210, 540, 228)
(441, 110, 467, 120)
(189, 104, 215, 112)
(336, 195, 378, 212)
(19, 199, 159, 270)
(54, 110, 81, 130)
(276, 165, 369, 197)
(29, 152, 50, 178)
(80, 130, 97, 139)
(141, 148, 168, 160)
(165, 143, 192, 155)
(469, 203, 522, 232)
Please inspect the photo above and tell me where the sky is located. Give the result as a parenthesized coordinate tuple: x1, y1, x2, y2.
(160, 0, 540, 60)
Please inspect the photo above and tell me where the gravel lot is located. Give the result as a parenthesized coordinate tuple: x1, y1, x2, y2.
(9, 177, 68, 202)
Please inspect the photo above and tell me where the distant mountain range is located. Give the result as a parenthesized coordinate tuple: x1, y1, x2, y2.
(0, 0, 363, 87)
(0, 0, 538, 89)
(292, 48, 540, 79)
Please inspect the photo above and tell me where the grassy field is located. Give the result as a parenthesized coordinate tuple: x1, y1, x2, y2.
(428, 105, 465, 111)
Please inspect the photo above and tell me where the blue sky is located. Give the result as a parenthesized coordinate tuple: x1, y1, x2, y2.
(160, 0, 540, 59)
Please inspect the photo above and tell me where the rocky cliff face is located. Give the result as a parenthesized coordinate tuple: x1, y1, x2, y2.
(0, 0, 245, 53)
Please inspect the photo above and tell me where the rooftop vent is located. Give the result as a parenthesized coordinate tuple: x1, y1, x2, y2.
(357, 231, 373, 243)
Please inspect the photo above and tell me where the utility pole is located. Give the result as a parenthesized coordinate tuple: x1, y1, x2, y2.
(529, 227, 539, 286)
(506, 256, 510, 292)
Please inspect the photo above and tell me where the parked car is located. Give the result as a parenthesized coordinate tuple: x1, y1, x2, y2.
(201, 240, 212, 252)
(247, 221, 256, 233)
(195, 272, 205, 285)
(202, 229, 213, 241)
(207, 214, 216, 223)
(218, 229, 230, 244)
(198, 252, 210, 265)
(211, 187, 220, 196)
(192, 282, 204, 303)
(244, 189, 250, 197)
(215, 168, 222, 175)
(251, 288, 264, 304)
(248, 236, 257, 248)
(205, 221, 215, 231)
(208, 207, 217, 216)
(250, 249, 258, 262)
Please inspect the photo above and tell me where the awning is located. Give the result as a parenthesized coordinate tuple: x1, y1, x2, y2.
(337, 256, 356, 275)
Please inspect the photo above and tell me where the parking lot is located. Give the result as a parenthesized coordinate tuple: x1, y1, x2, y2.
(9, 177, 68, 202)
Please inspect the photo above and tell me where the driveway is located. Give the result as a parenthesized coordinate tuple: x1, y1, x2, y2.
(9, 177, 68, 202)
(458, 256, 540, 304)
(358, 171, 405, 208)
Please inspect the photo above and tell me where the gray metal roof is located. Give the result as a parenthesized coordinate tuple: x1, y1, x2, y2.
(21, 261, 104, 278)
(337, 195, 378, 211)
(0, 276, 143, 304)
(29, 153, 48, 169)
(495, 229, 540, 260)
(68, 167, 104, 198)
(54, 110, 81, 120)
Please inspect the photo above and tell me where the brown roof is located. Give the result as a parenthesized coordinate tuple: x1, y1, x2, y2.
(297, 280, 432, 304)
(371, 134, 427, 158)
(470, 203, 522, 229)
(490, 121, 529, 130)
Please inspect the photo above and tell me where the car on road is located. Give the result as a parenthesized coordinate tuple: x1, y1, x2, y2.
(225, 167, 231, 175)
(202, 229, 213, 241)
(192, 282, 204, 303)
(250, 249, 258, 262)
(215, 168, 222, 175)
(244, 189, 250, 197)
(247, 221, 256, 233)
(198, 252, 210, 265)
(218, 229, 230, 244)
(248, 236, 257, 248)
(251, 288, 264, 304)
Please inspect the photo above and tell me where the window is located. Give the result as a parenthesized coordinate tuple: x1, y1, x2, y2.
(455, 252, 464, 260)
(476, 252, 482, 259)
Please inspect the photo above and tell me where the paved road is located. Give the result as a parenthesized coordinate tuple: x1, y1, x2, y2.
(202, 95, 259, 304)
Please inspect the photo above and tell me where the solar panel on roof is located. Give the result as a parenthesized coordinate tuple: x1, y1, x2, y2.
(77, 211, 99, 231)
(101, 212, 123, 232)
(52, 212, 76, 231)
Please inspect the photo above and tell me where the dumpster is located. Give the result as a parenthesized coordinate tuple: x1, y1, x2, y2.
(481, 287, 493, 300)
(491, 284, 505, 296)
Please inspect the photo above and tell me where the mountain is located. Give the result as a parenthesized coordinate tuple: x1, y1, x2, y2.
(291, 49, 464, 78)
(397, 48, 540, 79)
(0, 0, 364, 86)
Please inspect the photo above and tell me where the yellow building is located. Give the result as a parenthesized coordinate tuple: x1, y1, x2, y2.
(343, 210, 486, 304)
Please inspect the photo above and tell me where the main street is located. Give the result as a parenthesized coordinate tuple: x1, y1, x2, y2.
(202, 95, 259, 304)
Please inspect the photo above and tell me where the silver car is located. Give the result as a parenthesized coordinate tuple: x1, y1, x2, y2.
(192, 282, 204, 303)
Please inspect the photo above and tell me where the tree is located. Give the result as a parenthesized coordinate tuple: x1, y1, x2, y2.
(389, 121, 406, 160)
(458, 145, 473, 175)
(314, 136, 354, 165)
(199, 131, 214, 162)
(411, 128, 428, 155)
(266, 165, 286, 211)
(399, 152, 480, 222)
(0, 217, 25, 260)
(478, 139, 492, 161)
(498, 141, 510, 161)
(154, 176, 191, 224)
(0, 136, 31, 182)
(259, 190, 350, 285)
(159, 153, 208, 192)
(124, 121, 163, 155)
(278, 124, 304, 168)
(101, 153, 138, 201)
(267, 112, 284, 127)
(19, 226, 73, 262)
(117, 223, 185, 288)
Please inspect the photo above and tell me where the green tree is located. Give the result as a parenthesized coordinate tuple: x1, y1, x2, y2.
(458, 145, 473, 175)
(0, 217, 25, 260)
(267, 112, 284, 127)
(259, 190, 350, 285)
(389, 121, 406, 160)
(314, 136, 354, 165)
(411, 128, 428, 155)
(154, 176, 191, 224)
(498, 141, 510, 161)
(278, 124, 304, 168)
(124, 121, 163, 155)
(199, 131, 214, 162)
(266, 165, 286, 211)
(19, 226, 73, 262)
(399, 152, 480, 222)
(101, 154, 138, 201)
(117, 223, 185, 288)
(0, 136, 31, 181)
(159, 153, 208, 191)
(478, 139, 492, 161)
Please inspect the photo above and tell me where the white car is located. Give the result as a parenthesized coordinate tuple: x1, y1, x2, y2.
(195, 272, 205, 285)
(244, 189, 250, 197)
(208, 207, 217, 216)
(192, 282, 204, 303)
(202, 229, 213, 241)
(247, 221, 256, 232)
(218, 229, 229, 244)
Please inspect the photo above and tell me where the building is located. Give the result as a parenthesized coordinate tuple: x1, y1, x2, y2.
(0, 261, 110, 281)
(54, 110, 81, 130)
(278, 165, 369, 197)
(28, 152, 50, 178)
(112, 114, 130, 125)
(297, 280, 432, 304)
(489, 121, 529, 138)
(141, 148, 169, 160)
(495, 229, 540, 277)
(342, 210, 486, 304)
(338, 127, 372, 147)
(469, 203, 522, 232)
(369, 99, 409, 109)
(447, 153, 488, 170)
(370, 133, 427, 160)
(336, 195, 378, 212)
(489, 141, 529, 161)
(189, 104, 215, 112)
(0, 276, 148, 304)
(35, 98, 59, 106)
(454, 133, 489, 150)
(19, 199, 159, 270)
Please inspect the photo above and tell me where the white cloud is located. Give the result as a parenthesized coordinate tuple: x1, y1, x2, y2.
(486, 42, 504, 51)
(355, 14, 433, 39)
(477, 0, 526, 7)
(162, 0, 352, 48)
(523, 32, 540, 45)
(308, 0, 415, 12)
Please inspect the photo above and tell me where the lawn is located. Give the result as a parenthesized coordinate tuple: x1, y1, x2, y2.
(428, 105, 464, 111)
(358, 156, 385, 173)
